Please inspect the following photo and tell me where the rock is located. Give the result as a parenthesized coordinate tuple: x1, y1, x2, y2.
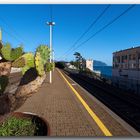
(0, 75, 9, 93)
(0, 94, 11, 115)
(4, 72, 22, 95)
(15, 74, 46, 98)
(13, 97, 27, 111)
(8, 94, 16, 105)
(19, 68, 38, 85)
(0, 62, 11, 76)
(10, 67, 22, 73)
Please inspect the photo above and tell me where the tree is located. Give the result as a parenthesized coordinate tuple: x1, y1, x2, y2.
(73, 52, 84, 70)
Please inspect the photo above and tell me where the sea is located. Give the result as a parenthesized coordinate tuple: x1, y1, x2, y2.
(93, 66, 112, 78)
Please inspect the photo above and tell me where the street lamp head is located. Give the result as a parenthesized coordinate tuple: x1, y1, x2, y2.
(46, 21, 55, 26)
(52, 22, 55, 25)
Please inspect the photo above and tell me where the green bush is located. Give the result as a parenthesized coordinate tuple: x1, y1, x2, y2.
(11, 47, 23, 61)
(1, 43, 23, 61)
(12, 53, 35, 75)
(0, 43, 11, 61)
(0, 117, 36, 136)
(36, 45, 50, 65)
(45, 62, 55, 72)
(35, 52, 45, 76)
(55, 62, 65, 69)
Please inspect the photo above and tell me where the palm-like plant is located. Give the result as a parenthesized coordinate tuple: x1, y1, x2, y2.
(73, 52, 83, 70)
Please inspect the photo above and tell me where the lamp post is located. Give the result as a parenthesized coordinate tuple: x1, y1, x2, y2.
(52, 49, 55, 71)
(0, 28, 2, 42)
(0, 28, 2, 61)
(47, 21, 55, 84)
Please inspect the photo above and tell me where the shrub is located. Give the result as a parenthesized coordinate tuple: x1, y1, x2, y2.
(55, 62, 65, 69)
(0, 117, 36, 136)
(12, 53, 35, 75)
(1, 43, 23, 61)
(45, 62, 55, 72)
(35, 52, 45, 76)
(36, 45, 50, 66)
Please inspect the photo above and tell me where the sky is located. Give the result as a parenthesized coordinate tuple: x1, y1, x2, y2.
(0, 4, 140, 65)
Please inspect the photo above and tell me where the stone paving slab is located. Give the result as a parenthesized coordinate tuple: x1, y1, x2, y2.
(16, 68, 138, 136)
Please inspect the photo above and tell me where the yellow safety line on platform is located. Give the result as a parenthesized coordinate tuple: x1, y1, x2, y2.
(57, 69, 112, 136)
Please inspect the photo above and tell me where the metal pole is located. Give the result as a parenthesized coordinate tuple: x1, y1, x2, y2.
(52, 50, 54, 71)
(0, 28, 2, 42)
(49, 24, 52, 83)
(47, 21, 55, 84)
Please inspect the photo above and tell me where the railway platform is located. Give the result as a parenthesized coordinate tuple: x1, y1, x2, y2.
(16, 68, 139, 136)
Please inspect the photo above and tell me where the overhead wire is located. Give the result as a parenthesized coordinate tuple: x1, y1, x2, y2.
(50, 5, 53, 22)
(59, 4, 136, 60)
(2, 28, 23, 44)
(58, 5, 111, 60)
(0, 16, 26, 44)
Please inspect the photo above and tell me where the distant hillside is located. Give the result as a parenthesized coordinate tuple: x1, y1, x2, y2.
(94, 60, 107, 66)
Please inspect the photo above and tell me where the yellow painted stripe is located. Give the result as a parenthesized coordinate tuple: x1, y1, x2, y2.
(57, 69, 112, 136)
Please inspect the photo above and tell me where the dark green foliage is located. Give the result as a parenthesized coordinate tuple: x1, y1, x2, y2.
(11, 46, 23, 61)
(12, 57, 25, 67)
(45, 62, 55, 72)
(70, 61, 79, 69)
(0, 42, 3, 53)
(52, 63, 55, 70)
(1, 43, 23, 61)
(36, 45, 50, 65)
(12, 53, 35, 75)
(1, 43, 11, 61)
(0, 76, 8, 95)
(0, 117, 36, 136)
(73, 52, 85, 70)
(35, 52, 45, 76)
(55, 62, 65, 69)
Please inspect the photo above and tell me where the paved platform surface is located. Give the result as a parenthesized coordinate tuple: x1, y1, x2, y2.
(16, 68, 139, 136)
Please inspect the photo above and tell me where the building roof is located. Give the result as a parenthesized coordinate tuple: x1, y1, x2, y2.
(113, 46, 140, 54)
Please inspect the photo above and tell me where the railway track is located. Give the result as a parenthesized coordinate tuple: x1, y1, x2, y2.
(63, 69, 140, 132)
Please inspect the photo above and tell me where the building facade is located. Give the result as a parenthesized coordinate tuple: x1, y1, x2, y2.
(86, 59, 93, 71)
(112, 46, 140, 94)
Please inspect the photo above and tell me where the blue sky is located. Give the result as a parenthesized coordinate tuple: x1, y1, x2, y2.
(0, 4, 139, 65)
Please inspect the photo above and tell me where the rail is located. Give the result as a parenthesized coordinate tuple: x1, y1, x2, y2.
(64, 69, 140, 132)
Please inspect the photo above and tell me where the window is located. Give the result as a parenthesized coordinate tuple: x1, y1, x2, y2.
(121, 55, 127, 63)
(113, 56, 115, 62)
(117, 56, 120, 63)
(124, 55, 127, 63)
(121, 56, 124, 63)
(132, 54, 136, 60)
(138, 54, 140, 60)
(125, 55, 127, 59)
(134, 63, 136, 68)
(129, 54, 131, 60)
